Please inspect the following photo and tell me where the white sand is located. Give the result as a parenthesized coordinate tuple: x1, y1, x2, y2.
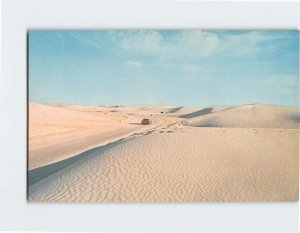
(186, 104, 300, 128)
(28, 103, 299, 202)
(29, 102, 180, 169)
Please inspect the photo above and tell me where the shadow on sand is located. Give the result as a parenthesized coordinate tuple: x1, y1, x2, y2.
(28, 139, 126, 188)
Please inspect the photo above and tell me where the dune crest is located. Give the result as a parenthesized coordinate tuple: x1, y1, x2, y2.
(186, 104, 300, 128)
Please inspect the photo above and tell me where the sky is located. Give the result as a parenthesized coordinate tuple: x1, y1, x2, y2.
(29, 30, 299, 107)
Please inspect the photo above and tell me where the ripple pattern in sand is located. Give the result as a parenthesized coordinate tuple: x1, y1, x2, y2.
(28, 128, 299, 202)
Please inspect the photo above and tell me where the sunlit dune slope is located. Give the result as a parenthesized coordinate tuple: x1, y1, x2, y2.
(185, 104, 300, 128)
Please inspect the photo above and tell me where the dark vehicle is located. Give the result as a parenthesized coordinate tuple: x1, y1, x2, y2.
(141, 118, 152, 125)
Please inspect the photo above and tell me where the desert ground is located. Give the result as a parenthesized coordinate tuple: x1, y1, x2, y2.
(28, 102, 299, 202)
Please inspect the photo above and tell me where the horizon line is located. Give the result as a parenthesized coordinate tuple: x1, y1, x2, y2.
(28, 101, 300, 109)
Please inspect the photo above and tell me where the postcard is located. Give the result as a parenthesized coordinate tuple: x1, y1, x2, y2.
(27, 30, 299, 202)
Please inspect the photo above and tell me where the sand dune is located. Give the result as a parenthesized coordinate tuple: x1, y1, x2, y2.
(28, 103, 178, 169)
(28, 103, 299, 202)
(186, 104, 300, 128)
(180, 106, 227, 118)
(166, 106, 201, 116)
(28, 127, 298, 202)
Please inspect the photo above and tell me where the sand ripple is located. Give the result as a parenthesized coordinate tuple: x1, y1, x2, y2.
(28, 128, 299, 202)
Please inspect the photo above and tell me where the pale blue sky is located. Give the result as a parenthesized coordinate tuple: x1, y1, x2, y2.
(29, 30, 299, 107)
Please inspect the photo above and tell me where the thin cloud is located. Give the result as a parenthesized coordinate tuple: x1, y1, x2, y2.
(109, 30, 289, 59)
(125, 60, 145, 68)
(218, 31, 283, 56)
(71, 30, 287, 60)
(109, 30, 220, 59)
(71, 32, 102, 49)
